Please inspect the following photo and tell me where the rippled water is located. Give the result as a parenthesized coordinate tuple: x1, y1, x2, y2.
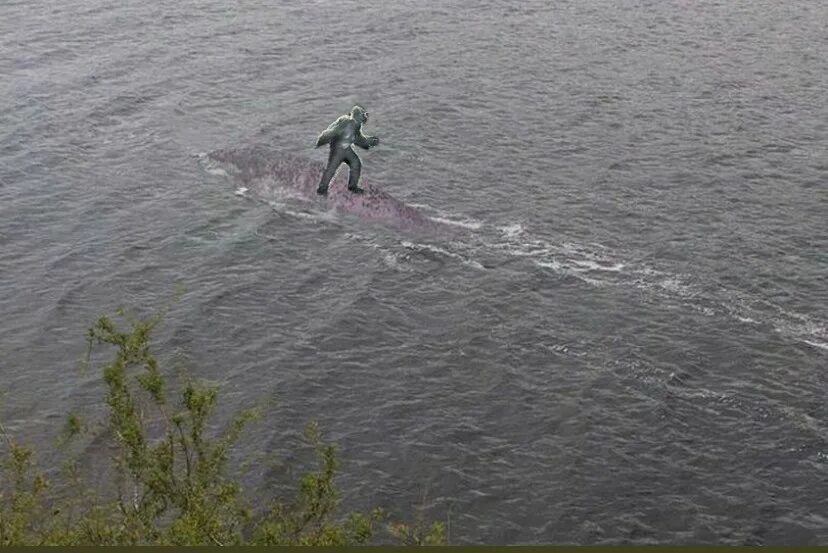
(1, 0, 826, 544)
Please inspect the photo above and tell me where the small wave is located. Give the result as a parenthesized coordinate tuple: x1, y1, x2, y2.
(735, 298, 828, 351)
(404, 210, 828, 353)
(570, 259, 625, 273)
(657, 276, 695, 297)
(406, 203, 484, 230)
(401, 241, 485, 270)
(735, 315, 759, 324)
(427, 215, 483, 230)
(346, 234, 411, 272)
(534, 260, 563, 272)
(498, 223, 525, 238)
(493, 230, 627, 278)
(533, 260, 608, 287)
(632, 266, 670, 277)
(381, 251, 406, 270)
(777, 318, 828, 352)
(266, 200, 337, 224)
(502, 245, 553, 258)
(199, 152, 231, 177)
(801, 339, 828, 351)
(205, 165, 229, 177)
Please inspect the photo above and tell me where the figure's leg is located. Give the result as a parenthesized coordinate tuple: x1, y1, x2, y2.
(343, 148, 363, 193)
(317, 146, 344, 195)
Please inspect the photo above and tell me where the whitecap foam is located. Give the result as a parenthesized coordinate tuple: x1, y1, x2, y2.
(533, 259, 607, 287)
(498, 223, 525, 238)
(267, 200, 337, 224)
(534, 260, 563, 272)
(404, 203, 484, 230)
(205, 165, 229, 177)
(570, 259, 625, 272)
(633, 266, 670, 277)
(657, 276, 694, 297)
(401, 241, 485, 270)
(497, 244, 552, 258)
(735, 315, 759, 324)
(381, 251, 407, 271)
(427, 215, 483, 230)
(522, 248, 555, 257)
(801, 339, 828, 351)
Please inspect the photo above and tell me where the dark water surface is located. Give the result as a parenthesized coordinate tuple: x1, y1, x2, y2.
(1, 0, 826, 544)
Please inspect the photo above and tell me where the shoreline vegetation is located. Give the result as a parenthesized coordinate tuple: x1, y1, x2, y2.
(0, 310, 445, 546)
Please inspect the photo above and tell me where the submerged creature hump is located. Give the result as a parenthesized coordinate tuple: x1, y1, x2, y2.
(204, 145, 452, 232)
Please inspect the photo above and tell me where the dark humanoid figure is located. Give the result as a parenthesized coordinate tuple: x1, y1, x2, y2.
(315, 105, 380, 195)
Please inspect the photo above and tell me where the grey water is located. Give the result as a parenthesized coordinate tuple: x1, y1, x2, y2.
(1, 0, 827, 544)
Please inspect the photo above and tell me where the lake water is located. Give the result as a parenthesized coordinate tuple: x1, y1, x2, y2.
(1, 0, 826, 544)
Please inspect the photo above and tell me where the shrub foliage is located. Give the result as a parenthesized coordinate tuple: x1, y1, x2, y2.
(0, 312, 445, 545)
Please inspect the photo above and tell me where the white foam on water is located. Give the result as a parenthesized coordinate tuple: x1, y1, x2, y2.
(252, 177, 309, 202)
(501, 245, 553, 257)
(570, 259, 626, 272)
(498, 223, 525, 238)
(346, 233, 410, 272)
(401, 241, 485, 271)
(657, 276, 695, 297)
(534, 260, 563, 272)
(354, 198, 828, 354)
(267, 200, 337, 224)
(677, 388, 730, 402)
(405, 202, 485, 230)
(427, 215, 484, 230)
(633, 266, 670, 277)
(533, 259, 608, 287)
(801, 339, 828, 351)
(580, 276, 608, 287)
(205, 165, 229, 177)
(380, 250, 408, 271)
(234, 187, 248, 196)
(739, 300, 828, 350)
(697, 305, 716, 316)
(493, 229, 629, 281)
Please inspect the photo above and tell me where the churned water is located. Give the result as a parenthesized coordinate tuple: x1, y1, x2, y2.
(1, 0, 826, 544)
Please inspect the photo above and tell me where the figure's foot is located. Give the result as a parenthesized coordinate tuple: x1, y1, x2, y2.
(316, 186, 328, 195)
(347, 186, 365, 194)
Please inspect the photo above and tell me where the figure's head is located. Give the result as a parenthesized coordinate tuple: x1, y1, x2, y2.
(350, 105, 368, 124)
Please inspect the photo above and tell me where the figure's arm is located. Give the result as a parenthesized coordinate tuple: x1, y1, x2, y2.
(354, 129, 380, 150)
(315, 116, 348, 147)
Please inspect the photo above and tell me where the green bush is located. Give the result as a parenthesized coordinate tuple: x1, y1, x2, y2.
(0, 311, 445, 546)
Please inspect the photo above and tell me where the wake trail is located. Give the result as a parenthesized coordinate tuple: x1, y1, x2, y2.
(379, 206, 827, 352)
(197, 148, 825, 352)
